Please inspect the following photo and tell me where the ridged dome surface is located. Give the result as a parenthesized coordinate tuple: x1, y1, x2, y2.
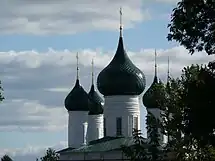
(88, 84, 104, 115)
(97, 36, 146, 96)
(64, 79, 89, 111)
(142, 76, 165, 109)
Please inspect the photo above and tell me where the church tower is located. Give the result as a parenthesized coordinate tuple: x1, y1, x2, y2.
(97, 8, 146, 137)
(64, 53, 89, 148)
(87, 59, 104, 142)
(142, 50, 164, 143)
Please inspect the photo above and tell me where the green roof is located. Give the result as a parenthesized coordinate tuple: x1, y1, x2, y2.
(71, 137, 136, 153)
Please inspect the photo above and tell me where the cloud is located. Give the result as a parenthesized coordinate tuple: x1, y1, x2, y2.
(0, 0, 150, 35)
(0, 141, 66, 161)
(0, 45, 213, 133)
(154, 0, 180, 3)
(0, 45, 213, 161)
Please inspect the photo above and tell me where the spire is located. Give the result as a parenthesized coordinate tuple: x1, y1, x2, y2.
(155, 49, 157, 77)
(76, 52, 79, 80)
(91, 58, 94, 85)
(119, 7, 123, 37)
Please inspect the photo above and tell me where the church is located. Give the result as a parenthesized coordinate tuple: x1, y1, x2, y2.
(57, 9, 168, 161)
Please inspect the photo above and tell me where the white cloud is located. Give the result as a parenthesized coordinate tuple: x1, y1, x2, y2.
(0, 0, 150, 35)
(0, 99, 67, 132)
(154, 0, 180, 3)
(0, 45, 213, 161)
(0, 45, 213, 133)
(0, 141, 66, 161)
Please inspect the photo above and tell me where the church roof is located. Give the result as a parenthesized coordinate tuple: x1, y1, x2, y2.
(71, 137, 145, 153)
(64, 79, 89, 111)
(97, 29, 146, 96)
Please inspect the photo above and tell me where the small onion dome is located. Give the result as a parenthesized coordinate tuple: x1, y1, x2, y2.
(88, 84, 104, 115)
(142, 76, 165, 109)
(64, 79, 89, 111)
(97, 35, 146, 96)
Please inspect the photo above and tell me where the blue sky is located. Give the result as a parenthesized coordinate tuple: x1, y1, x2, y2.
(0, 0, 212, 161)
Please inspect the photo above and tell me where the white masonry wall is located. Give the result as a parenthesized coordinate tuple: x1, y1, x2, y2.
(104, 95, 140, 137)
(87, 114, 104, 142)
(147, 108, 164, 143)
(68, 111, 88, 148)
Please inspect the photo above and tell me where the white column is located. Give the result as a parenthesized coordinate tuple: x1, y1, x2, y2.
(87, 114, 104, 142)
(104, 95, 140, 137)
(83, 122, 88, 145)
(68, 111, 88, 148)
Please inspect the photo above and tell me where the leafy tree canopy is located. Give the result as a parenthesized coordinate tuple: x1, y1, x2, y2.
(40, 148, 59, 161)
(0, 80, 4, 102)
(121, 129, 148, 161)
(1, 155, 13, 161)
(167, 0, 215, 55)
(182, 64, 215, 146)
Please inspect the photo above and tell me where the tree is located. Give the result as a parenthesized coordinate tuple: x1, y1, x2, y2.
(146, 112, 162, 161)
(40, 148, 59, 161)
(182, 64, 215, 146)
(0, 80, 4, 102)
(167, 0, 215, 55)
(1, 155, 13, 161)
(161, 77, 187, 161)
(121, 129, 148, 161)
(162, 64, 215, 160)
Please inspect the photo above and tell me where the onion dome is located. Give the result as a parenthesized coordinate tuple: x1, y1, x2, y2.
(142, 50, 165, 109)
(64, 53, 89, 111)
(88, 84, 104, 115)
(88, 59, 104, 115)
(97, 8, 146, 96)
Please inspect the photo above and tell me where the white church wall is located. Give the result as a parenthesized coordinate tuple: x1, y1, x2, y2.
(104, 95, 140, 137)
(68, 111, 88, 148)
(87, 114, 104, 142)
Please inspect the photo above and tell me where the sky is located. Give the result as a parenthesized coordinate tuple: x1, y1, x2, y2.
(0, 0, 214, 161)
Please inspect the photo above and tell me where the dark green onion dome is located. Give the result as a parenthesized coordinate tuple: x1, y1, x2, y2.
(142, 76, 160, 109)
(97, 34, 146, 96)
(142, 51, 166, 109)
(88, 84, 104, 115)
(64, 79, 89, 111)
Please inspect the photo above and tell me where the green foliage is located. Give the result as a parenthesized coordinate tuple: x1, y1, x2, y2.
(40, 148, 59, 161)
(162, 78, 184, 145)
(162, 63, 215, 160)
(167, 0, 215, 55)
(182, 64, 215, 146)
(147, 112, 162, 161)
(123, 63, 215, 160)
(121, 129, 148, 161)
(0, 80, 4, 102)
(1, 155, 13, 161)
